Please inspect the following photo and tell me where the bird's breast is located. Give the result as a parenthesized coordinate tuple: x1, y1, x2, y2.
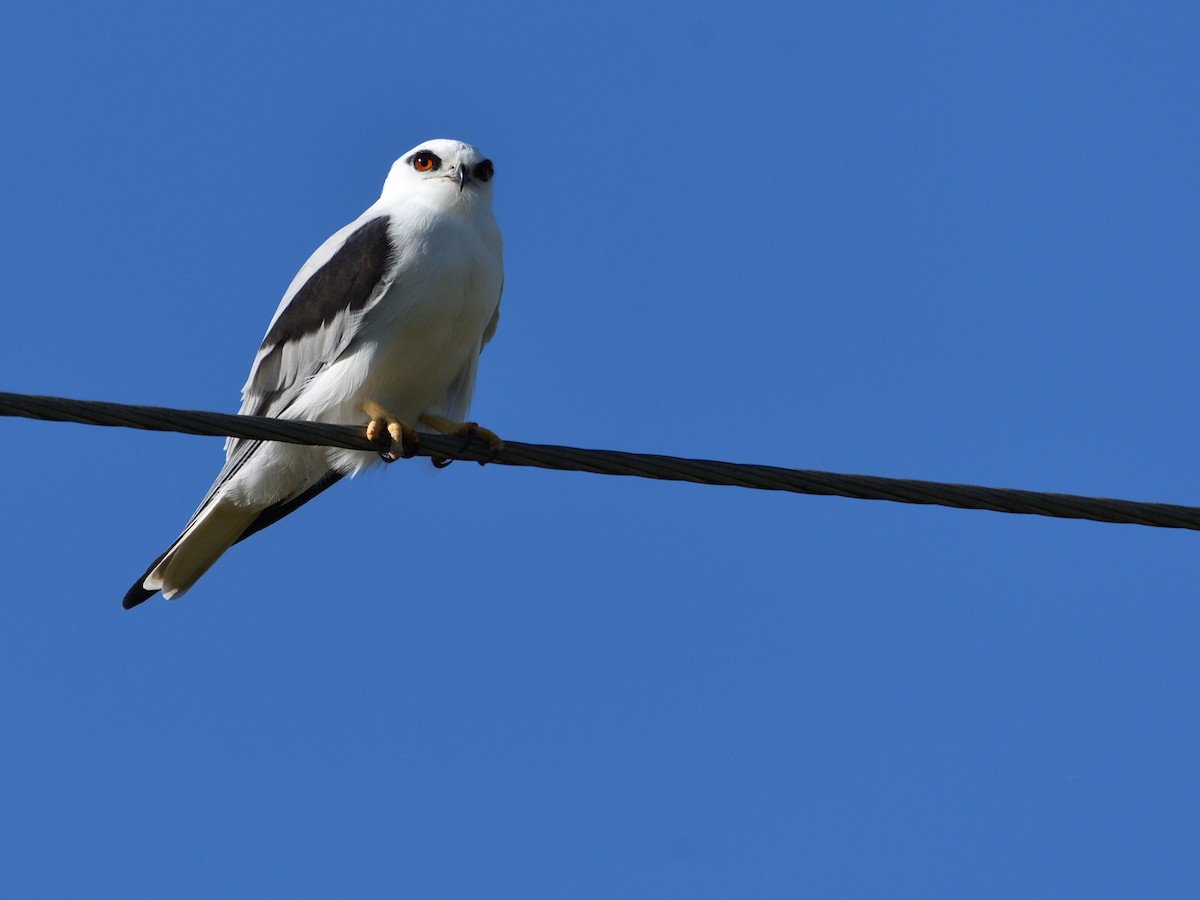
(355, 207, 502, 412)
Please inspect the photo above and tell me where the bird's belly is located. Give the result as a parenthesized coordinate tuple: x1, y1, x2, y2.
(368, 269, 496, 400)
(361, 319, 478, 416)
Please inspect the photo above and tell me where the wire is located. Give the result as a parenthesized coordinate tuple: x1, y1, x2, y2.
(2, 389, 1198, 532)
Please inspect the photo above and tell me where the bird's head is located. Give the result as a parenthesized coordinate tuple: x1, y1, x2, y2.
(380, 139, 495, 208)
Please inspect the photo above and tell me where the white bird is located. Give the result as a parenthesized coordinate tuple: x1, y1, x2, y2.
(124, 139, 504, 608)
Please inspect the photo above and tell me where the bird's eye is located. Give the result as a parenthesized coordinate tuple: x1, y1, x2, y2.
(411, 152, 441, 172)
(473, 160, 494, 183)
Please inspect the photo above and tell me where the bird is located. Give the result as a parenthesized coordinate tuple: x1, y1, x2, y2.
(123, 139, 504, 608)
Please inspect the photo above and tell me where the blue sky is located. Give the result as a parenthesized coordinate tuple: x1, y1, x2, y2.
(3, 1, 1199, 896)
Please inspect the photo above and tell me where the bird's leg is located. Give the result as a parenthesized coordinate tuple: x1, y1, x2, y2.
(363, 401, 420, 462)
(418, 413, 504, 467)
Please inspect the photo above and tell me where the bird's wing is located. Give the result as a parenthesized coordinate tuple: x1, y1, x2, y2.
(481, 279, 502, 347)
(209, 210, 396, 485)
(206, 208, 395, 479)
(202, 211, 396, 525)
(236, 212, 397, 424)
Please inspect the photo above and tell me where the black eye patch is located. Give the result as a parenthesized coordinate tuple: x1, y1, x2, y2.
(410, 151, 442, 172)
(473, 159, 494, 182)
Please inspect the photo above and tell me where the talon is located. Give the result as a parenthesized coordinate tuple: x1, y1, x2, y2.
(363, 403, 419, 461)
(452, 422, 504, 464)
(388, 421, 421, 459)
(418, 414, 504, 466)
(454, 421, 479, 456)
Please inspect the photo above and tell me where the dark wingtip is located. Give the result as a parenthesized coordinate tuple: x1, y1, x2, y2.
(122, 583, 156, 609)
(123, 548, 170, 609)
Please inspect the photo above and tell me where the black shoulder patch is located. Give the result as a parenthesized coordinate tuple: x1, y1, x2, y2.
(262, 216, 393, 348)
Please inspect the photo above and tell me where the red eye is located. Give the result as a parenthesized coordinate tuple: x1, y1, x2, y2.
(411, 152, 440, 172)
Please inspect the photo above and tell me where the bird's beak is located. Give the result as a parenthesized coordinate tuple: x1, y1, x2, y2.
(450, 165, 470, 192)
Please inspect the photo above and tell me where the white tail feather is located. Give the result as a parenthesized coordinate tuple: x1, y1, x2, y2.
(144, 501, 260, 600)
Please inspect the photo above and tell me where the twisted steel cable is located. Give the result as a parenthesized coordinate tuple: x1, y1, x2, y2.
(2, 390, 1198, 531)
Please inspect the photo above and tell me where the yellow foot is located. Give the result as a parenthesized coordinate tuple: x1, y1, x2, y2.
(363, 402, 420, 461)
(418, 413, 504, 467)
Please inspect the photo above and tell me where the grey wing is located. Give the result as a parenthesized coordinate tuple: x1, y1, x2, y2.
(237, 213, 397, 424)
(202, 213, 396, 519)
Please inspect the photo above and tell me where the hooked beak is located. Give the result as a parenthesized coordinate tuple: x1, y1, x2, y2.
(450, 164, 470, 192)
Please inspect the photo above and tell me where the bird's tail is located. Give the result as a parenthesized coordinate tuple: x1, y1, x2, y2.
(123, 500, 259, 608)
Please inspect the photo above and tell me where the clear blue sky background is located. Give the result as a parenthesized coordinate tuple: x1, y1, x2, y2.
(2, 1, 1198, 896)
